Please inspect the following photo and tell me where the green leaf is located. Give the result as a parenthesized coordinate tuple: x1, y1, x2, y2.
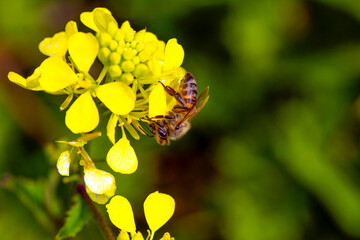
(56, 194, 91, 239)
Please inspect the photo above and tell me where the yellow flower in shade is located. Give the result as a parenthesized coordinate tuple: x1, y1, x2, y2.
(95, 82, 136, 115)
(106, 195, 136, 233)
(65, 91, 99, 134)
(148, 82, 168, 118)
(106, 134, 138, 174)
(83, 164, 116, 204)
(39, 57, 78, 92)
(68, 32, 99, 73)
(57, 150, 71, 176)
(144, 191, 175, 233)
(8, 68, 43, 91)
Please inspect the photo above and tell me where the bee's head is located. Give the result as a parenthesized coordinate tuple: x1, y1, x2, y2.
(149, 122, 169, 145)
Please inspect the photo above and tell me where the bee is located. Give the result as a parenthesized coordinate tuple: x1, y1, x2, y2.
(146, 72, 209, 145)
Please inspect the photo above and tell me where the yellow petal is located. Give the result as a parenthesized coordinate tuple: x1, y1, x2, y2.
(39, 57, 78, 92)
(80, 8, 112, 32)
(84, 165, 116, 195)
(86, 186, 114, 205)
(65, 21, 78, 38)
(106, 195, 136, 233)
(8, 72, 27, 89)
(68, 32, 99, 73)
(144, 191, 175, 233)
(107, 113, 118, 144)
(95, 82, 136, 115)
(65, 92, 99, 134)
(106, 136, 138, 174)
(8, 69, 43, 91)
(164, 38, 184, 70)
(149, 83, 167, 118)
(93, 8, 118, 33)
(39, 32, 68, 57)
(57, 150, 71, 176)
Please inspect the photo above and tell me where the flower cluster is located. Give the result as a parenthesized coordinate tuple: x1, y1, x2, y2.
(8, 8, 186, 204)
(107, 191, 175, 240)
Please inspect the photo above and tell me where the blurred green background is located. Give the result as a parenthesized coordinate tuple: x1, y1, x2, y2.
(1, 0, 360, 239)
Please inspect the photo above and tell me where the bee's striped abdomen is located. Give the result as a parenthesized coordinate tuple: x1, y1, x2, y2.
(180, 73, 198, 109)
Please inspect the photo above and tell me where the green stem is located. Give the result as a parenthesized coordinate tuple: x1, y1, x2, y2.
(97, 66, 109, 84)
(78, 184, 116, 240)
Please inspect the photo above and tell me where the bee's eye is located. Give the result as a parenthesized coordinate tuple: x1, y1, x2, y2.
(158, 129, 167, 138)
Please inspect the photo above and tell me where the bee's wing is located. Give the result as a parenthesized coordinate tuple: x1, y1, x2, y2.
(186, 86, 209, 122)
(176, 87, 209, 128)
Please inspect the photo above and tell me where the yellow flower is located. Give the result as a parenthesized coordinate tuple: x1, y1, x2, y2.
(107, 192, 175, 239)
(106, 195, 136, 233)
(106, 134, 138, 174)
(83, 164, 116, 204)
(159, 233, 174, 240)
(95, 82, 136, 115)
(39, 21, 78, 58)
(65, 91, 99, 134)
(85, 186, 114, 205)
(8, 68, 43, 91)
(57, 150, 71, 176)
(144, 191, 175, 233)
(39, 32, 68, 58)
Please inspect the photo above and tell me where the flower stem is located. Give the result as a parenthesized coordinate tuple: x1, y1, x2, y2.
(77, 184, 116, 240)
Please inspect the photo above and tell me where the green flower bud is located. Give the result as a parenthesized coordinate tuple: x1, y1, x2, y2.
(120, 73, 134, 85)
(107, 21, 118, 36)
(109, 52, 121, 65)
(98, 47, 111, 64)
(109, 40, 119, 51)
(136, 42, 145, 52)
(121, 60, 135, 73)
(133, 63, 148, 78)
(114, 29, 125, 42)
(138, 51, 151, 62)
(109, 64, 122, 78)
(98, 32, 112, 47)
(132, 56, 140, 65)
(125, 32, 135, 42)
(122, 48, 137, 60)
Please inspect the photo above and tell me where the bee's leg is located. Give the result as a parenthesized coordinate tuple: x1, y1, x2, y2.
(158, 81, 186, 108)
(139, 118, 154, 137)
(172, 105, 189, 113)
(149, 114, 175, 120)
